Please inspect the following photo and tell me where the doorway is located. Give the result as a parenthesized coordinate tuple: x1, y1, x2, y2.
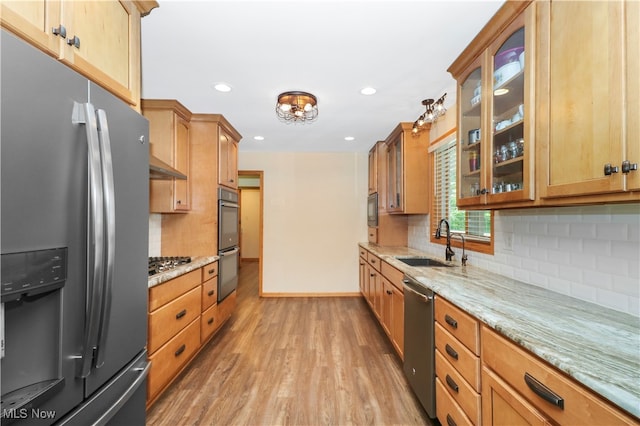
(238, 170, 263, 296)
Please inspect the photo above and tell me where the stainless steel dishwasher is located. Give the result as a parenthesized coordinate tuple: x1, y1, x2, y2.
(403, 275, 436, 419)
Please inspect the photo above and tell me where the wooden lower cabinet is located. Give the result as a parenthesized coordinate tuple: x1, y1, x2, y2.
(147, 318, 200, 403)
(147, 261, 234, 407)
(357, 246, 404, 360)
(481, 326, 637, 426)
(436, 377, 475, 426)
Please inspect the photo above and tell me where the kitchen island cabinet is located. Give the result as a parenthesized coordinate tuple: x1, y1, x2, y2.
(358, 243, 640, 422)
(0, 0, 157, 109)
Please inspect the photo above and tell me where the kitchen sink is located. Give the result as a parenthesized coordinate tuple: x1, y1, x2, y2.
(395, 257, 453, 267)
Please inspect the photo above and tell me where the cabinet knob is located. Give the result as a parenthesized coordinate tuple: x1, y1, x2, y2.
(67, 35, 80, 49)
(622, 160, 638, 174)
(52, 25, 67, 38)
(207, 318, 214, 325)
(207, 290, 214, 297)
(386, 290, 392, 295)
(604, 163, 619, 176)
(208, 268, 216, 274)
(176, 200, 182, 205)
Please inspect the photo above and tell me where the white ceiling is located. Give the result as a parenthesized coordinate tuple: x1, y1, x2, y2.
(141, 0, 504, 153)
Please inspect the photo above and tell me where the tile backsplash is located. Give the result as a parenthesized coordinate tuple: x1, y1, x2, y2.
(149, 213, 161, 257)
(409, 204, 640, 317)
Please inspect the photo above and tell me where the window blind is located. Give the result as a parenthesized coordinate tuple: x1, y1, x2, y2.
(432, 140, 491, 241)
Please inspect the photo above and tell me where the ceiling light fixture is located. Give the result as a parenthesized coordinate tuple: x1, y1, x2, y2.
(360, 87, 377, 95)
(344, 136, 355, 141)
(276, 91, 318, 124)
(253, 136, 264, 141)
(412, 93, 447, 134)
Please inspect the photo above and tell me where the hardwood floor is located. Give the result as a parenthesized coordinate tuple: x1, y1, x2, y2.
(146, 261, 431, 425)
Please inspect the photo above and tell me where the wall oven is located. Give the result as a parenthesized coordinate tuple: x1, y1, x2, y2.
(218, 188, 239, 302)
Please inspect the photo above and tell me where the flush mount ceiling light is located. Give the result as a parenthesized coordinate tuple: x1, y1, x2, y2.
(360, 87, 377, 95)
(412, 93, 447, 134)
(275, 91, 318, 124)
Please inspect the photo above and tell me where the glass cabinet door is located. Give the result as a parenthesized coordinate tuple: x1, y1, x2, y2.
(458, 65, 483, 205)
(386, 138, 403, 211)
(490, 26, 526, 198)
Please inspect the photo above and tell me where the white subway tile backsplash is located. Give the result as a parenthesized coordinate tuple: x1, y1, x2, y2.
(408, 204, 640, 316)
(148, 213, 161, 257)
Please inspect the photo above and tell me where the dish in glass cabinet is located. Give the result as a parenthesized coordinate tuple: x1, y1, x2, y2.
(494, 62, 521, 88)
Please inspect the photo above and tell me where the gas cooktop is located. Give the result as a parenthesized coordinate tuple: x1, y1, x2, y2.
(148, 256, 191, 276)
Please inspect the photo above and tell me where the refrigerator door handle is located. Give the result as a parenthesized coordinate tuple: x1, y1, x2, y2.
(72, 102, 106, 378)
(94, 109, 116, 369)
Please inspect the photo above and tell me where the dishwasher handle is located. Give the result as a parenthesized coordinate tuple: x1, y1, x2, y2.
(403, 279, 433, 303)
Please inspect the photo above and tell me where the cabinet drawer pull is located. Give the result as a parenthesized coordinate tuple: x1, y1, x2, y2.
(445, 344, 459, 360)
(370, 273, 376, 277)
(208, 290, 215, 297)
(444, 314, 458, 329)
(446, 414, 457, 426)
(445, 375, 459, 393)
(208, 268, 216, 274)
(207, 318, 214, 325)
(386, 290, 392, 295)
(524, 372, 564, 409)
(174, 344, 186, 357)
(176, 309, 187, 319)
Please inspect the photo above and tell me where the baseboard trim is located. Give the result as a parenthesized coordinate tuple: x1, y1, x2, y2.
(261, 292, 361, 298)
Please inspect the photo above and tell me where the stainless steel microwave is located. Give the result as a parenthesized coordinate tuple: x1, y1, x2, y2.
(367, 193, 378, 227)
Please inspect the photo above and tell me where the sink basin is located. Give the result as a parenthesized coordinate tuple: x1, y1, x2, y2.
(395, 257, 453, 267)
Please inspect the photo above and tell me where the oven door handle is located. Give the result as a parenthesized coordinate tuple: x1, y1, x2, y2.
(220, 247, 240, 256)
(220, 201, 239, 208)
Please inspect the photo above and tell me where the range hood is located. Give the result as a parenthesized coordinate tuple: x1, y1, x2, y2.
(149, 153, 187, 180)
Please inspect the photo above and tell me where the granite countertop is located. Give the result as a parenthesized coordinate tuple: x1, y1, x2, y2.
(360, 242, 640, 419)
(148, 256, 218, 288)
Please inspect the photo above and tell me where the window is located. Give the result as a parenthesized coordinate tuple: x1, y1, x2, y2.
(430, 137, 494, 254)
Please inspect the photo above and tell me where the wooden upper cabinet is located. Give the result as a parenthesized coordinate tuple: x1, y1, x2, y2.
(1, 0, 157, 110)
(537, 0, 639, 200)
(0, 0, 62, 56)
(625, 0, 640, 192)
(368, 143, 379, 194)
(142, 99, 192, 213)
(450, 1, 535, 208)
(385, 123, 430, 214)
(218, 126, 241, 190)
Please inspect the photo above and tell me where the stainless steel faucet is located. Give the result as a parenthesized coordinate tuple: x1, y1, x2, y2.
(435, 218, 455, 261)
(451, 233, 468, 266)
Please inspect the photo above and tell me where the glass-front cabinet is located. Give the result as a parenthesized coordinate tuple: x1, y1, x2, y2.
(452, 2, 535, 208)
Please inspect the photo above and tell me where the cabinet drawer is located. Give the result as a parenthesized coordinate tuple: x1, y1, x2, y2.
(200, 303, 221, 343)
(201, 276, 218, 312)
(367, 227, 378, 243)
(148, 287, 201, 354)
(202, 261, 218, 282)
(436, 377, 475, 426)
(436, 322, 481, 392)
(435, 296, 479, 355)
(436, 350, 481, 425)
(147, 318, 200, 401)
(149, 269, 201, 312)
(217, 290, 237, 324)
(359, 247, 368, 258)
(367, 252, 381, 271)
(381, 261, 404, 292)
(481, 326, 636, 425)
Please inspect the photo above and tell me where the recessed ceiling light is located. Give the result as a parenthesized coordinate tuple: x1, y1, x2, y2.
(213, 83, 232, 92)
(494, 88, 509, 96)
(253, 136, 264, 141)
(360, 87, 377, 95)
(344, 136, 355, 141)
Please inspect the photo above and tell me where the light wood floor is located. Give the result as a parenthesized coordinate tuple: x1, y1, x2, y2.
(146, 261, 431, 426)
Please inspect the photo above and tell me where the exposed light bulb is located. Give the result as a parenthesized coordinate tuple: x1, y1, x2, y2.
(280, 103, 291, 112)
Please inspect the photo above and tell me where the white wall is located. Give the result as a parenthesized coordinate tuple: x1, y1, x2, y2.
(149, 213, 161, 256)
(239, 151, 368, 294)
(408, 204, 640, 317)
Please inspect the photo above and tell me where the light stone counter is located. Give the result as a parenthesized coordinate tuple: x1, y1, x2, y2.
(360, 242, 640, 419)
(147, 256, 218, 288)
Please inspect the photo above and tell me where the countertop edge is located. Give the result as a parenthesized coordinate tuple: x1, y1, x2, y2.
(147, 256, 219, 288)
(359, 242, 640, 419)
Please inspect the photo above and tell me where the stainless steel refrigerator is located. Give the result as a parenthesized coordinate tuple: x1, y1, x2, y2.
(1, 30, 149, 425)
